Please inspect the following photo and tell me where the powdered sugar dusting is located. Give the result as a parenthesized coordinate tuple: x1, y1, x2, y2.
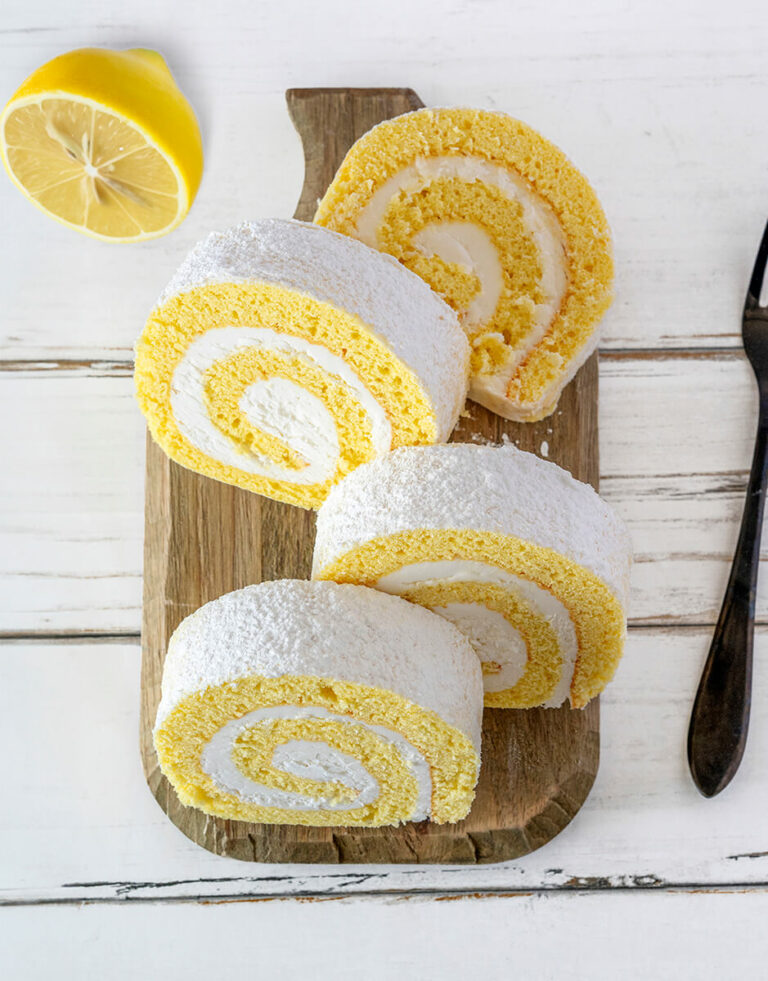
(155, 580, 483, 752)
(157, 219, 470, 442)
(314, 444, 632, 606)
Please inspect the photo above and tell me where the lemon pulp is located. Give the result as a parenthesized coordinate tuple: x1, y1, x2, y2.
(0, 48, 202, 241)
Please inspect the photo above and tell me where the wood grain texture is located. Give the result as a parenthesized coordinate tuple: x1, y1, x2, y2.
(138, 87, 600, 863)
(6, 891, 768, 981)
(8, 627, 768, 904)
(5, 0, 768, 964)
(3, 353, 764, 636)
(4, 0, 768, 361)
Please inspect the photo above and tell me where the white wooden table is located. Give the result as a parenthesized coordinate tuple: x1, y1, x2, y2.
(3, 0, 768, 976)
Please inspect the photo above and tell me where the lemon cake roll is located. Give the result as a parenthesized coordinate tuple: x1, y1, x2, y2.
(135, 219, 469, 509)
(154, 580, 482, 826)
(313, 445, 631, 709)
(315, 107, 613, 422)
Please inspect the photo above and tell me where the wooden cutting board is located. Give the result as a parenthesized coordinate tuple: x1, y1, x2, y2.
(139, 88, 600, 864)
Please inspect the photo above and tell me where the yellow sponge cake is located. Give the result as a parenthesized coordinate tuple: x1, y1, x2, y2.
(315, 108, 613, 422)
(154, 580, 483, 826)
(313, 444, 631, 709)
(135, 219, 469, 508)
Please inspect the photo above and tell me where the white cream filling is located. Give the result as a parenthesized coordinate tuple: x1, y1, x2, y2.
(412, 222, 504, 328)
(170, 326, 392, 485)
(354, 155, 568, 373)
(200, 704, 432, 819)
(432, 601, 527, 693)
(239, 378, 340, 471)
(375, 559, 578, 707)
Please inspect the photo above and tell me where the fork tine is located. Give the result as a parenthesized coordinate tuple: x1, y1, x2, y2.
(747, 218, 768, 307)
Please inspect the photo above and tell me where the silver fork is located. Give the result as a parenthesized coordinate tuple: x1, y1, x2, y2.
(688, 219, 768, 797)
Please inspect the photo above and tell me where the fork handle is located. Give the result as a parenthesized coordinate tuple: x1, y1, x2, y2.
(688, 411, 768, 796)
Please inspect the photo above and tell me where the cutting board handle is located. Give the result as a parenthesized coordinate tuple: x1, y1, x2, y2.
(285, 88, 424, 222)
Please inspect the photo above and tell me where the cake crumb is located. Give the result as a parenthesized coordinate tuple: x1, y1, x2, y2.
(469, 432, 493, 444)
(540, 441, 549, 458)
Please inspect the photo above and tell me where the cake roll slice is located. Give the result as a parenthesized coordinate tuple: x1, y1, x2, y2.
(313, 444, 632, 709)
(135, 219, 469, 509)
(154, 580, 482, 826)
(315, 107, 613, 422)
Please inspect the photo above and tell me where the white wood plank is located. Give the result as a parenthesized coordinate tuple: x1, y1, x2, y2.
(1, 0, 767, 357)
(3, 628, 768, 904)
(0, 355, 762, 633)
(4, 891, 768, 980)
(4, 0, 768, 947)
(0, 366, 144, 634)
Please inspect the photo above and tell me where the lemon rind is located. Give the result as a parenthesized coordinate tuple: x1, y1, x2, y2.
(0, 92, 189, 243)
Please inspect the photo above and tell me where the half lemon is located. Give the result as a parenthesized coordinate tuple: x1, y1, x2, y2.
(0, 47, 203, 242)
